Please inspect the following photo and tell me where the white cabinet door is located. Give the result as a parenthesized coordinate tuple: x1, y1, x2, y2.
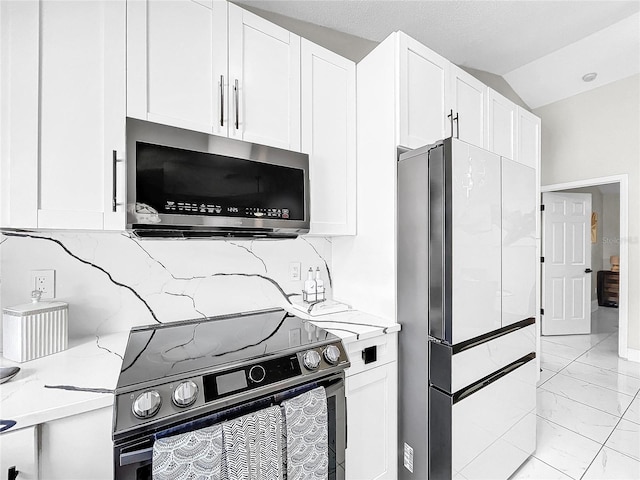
(40, 407, 113, 480)
(127, 0, 228, 136)
(517, 107, 541, 170)
(228, 4, 300, 151)
(502, 159, 537, 327)
(398, 33, 450, 149)
(450, 65, 487, 149)
(487, 89, 518, 161)
(1, 0, 39, 228)
(0, 426, 38, 480)
(1, 0, 126, 230)
(37, 0, 126, 230)
(302, 40, 356, 236)
(345, 362, 398, 480)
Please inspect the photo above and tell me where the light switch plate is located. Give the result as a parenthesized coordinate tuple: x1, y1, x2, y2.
(289, 262, 302, 281)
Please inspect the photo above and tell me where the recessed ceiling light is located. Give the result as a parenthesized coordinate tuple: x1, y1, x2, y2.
(582, 72, 598, 82)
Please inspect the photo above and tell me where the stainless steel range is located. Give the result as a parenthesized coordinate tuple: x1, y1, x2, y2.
(113, 308, 350, 479)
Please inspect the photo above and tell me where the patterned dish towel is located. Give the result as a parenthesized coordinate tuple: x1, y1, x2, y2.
(222, 405, 284, 480)
(282, 386, 328, 480)
(152, 424, 224, 480)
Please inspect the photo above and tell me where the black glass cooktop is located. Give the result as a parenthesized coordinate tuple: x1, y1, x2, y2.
(117, 309, 335, 389)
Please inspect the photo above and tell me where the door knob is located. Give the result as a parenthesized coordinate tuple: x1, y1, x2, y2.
(585, 268, 593, 273)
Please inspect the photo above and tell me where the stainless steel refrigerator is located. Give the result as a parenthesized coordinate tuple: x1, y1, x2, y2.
(397, 137, 537, 479)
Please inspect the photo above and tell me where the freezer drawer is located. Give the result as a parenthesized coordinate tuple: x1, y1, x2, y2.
(429, 353, 536, 480)
(430, 319, 535, 393)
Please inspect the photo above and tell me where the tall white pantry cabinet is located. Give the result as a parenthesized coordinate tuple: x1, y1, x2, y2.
(334, 30, 541, 330)
(332, 31, 541, 479)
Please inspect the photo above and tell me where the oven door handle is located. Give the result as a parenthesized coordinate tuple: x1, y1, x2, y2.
(120, 447, 153, 467)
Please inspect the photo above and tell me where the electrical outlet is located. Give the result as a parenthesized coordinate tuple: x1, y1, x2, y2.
(31, 269, 55, 299)
(289, 262, 301, 281)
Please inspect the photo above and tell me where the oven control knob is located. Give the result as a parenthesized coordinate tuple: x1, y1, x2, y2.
(132, 390, 162, 419)
(323, 345, 341, 365)
(303, 350, 321, 370)
(249, 365, 266, 383)
(172, 380, 199, 408)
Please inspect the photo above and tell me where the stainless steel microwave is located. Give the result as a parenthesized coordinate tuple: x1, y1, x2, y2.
(126, 120, 310, 238)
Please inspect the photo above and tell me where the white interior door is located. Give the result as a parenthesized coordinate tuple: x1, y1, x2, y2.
(542, 192, 592, 335)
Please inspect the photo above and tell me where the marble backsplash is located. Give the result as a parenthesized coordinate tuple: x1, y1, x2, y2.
(0, 231, 332, 343)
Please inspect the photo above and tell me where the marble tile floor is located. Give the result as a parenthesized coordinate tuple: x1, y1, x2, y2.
(511, 307, 640, 480)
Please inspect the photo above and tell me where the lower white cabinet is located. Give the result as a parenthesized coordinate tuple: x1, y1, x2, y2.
(0, 426, 38, 480)
(40, 407, 113, 480)
(345, 333, 398, 480)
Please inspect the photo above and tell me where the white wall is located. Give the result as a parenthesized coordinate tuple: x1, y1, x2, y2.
(0, 232, 331, 342)
(603, 193, 621, 269)
(534, 74, 640, 350)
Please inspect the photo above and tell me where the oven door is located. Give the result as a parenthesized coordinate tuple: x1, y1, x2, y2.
(114, 373, 345, 480)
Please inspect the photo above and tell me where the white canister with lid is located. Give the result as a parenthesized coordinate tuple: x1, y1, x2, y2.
(2, 291, 68, 362)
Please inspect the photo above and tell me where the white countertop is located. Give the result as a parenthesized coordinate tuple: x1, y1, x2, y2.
(0, 308, 399, 434)
(286, 305, 401, 342)
(0, 332, 129, 432)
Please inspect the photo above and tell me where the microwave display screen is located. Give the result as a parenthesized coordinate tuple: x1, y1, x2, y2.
(136, 142, 305, 220)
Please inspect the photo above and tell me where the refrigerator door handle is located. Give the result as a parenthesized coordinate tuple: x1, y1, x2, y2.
(453, 352, 536, 404)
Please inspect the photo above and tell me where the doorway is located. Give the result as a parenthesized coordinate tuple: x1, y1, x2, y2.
(541, 175, 628, 359)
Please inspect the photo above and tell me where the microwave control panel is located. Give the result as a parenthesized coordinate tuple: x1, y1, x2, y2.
(164, 201, 290, 219)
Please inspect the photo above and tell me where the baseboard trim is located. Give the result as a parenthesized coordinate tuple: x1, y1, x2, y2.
(591, 300, 599, 312)
(628, 348, 640, 364)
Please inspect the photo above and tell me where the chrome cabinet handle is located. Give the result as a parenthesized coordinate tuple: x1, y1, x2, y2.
(112, 150, 118, 212)
(112, 150, 124, 213)
(219, 75, 224, 127)
(447, 110, 460, 139)
(234, 79, 239, 130)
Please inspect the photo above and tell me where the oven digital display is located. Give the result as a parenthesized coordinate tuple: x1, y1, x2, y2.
(216, 370, 248, 395)
(203, 355, 302, 403)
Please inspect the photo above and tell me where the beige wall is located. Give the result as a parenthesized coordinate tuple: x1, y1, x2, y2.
(534, 74, 640, 351)
(461, 67, 530, 109)
(234, 3, 378, 62)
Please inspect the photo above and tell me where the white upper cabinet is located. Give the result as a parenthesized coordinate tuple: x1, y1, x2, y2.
(127, 1, 301, 151)
(398, 33, 450, 149)
(127, 0, 228, 136)
(517, 106, 541, 170)
(228, 4, 301, 151)
(1, 0, 39, 228)
(487, 88, 518, 161)
(301, 40, 356, 236)
(1, 0, 126, 230)
(449, 65, 487, 149)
